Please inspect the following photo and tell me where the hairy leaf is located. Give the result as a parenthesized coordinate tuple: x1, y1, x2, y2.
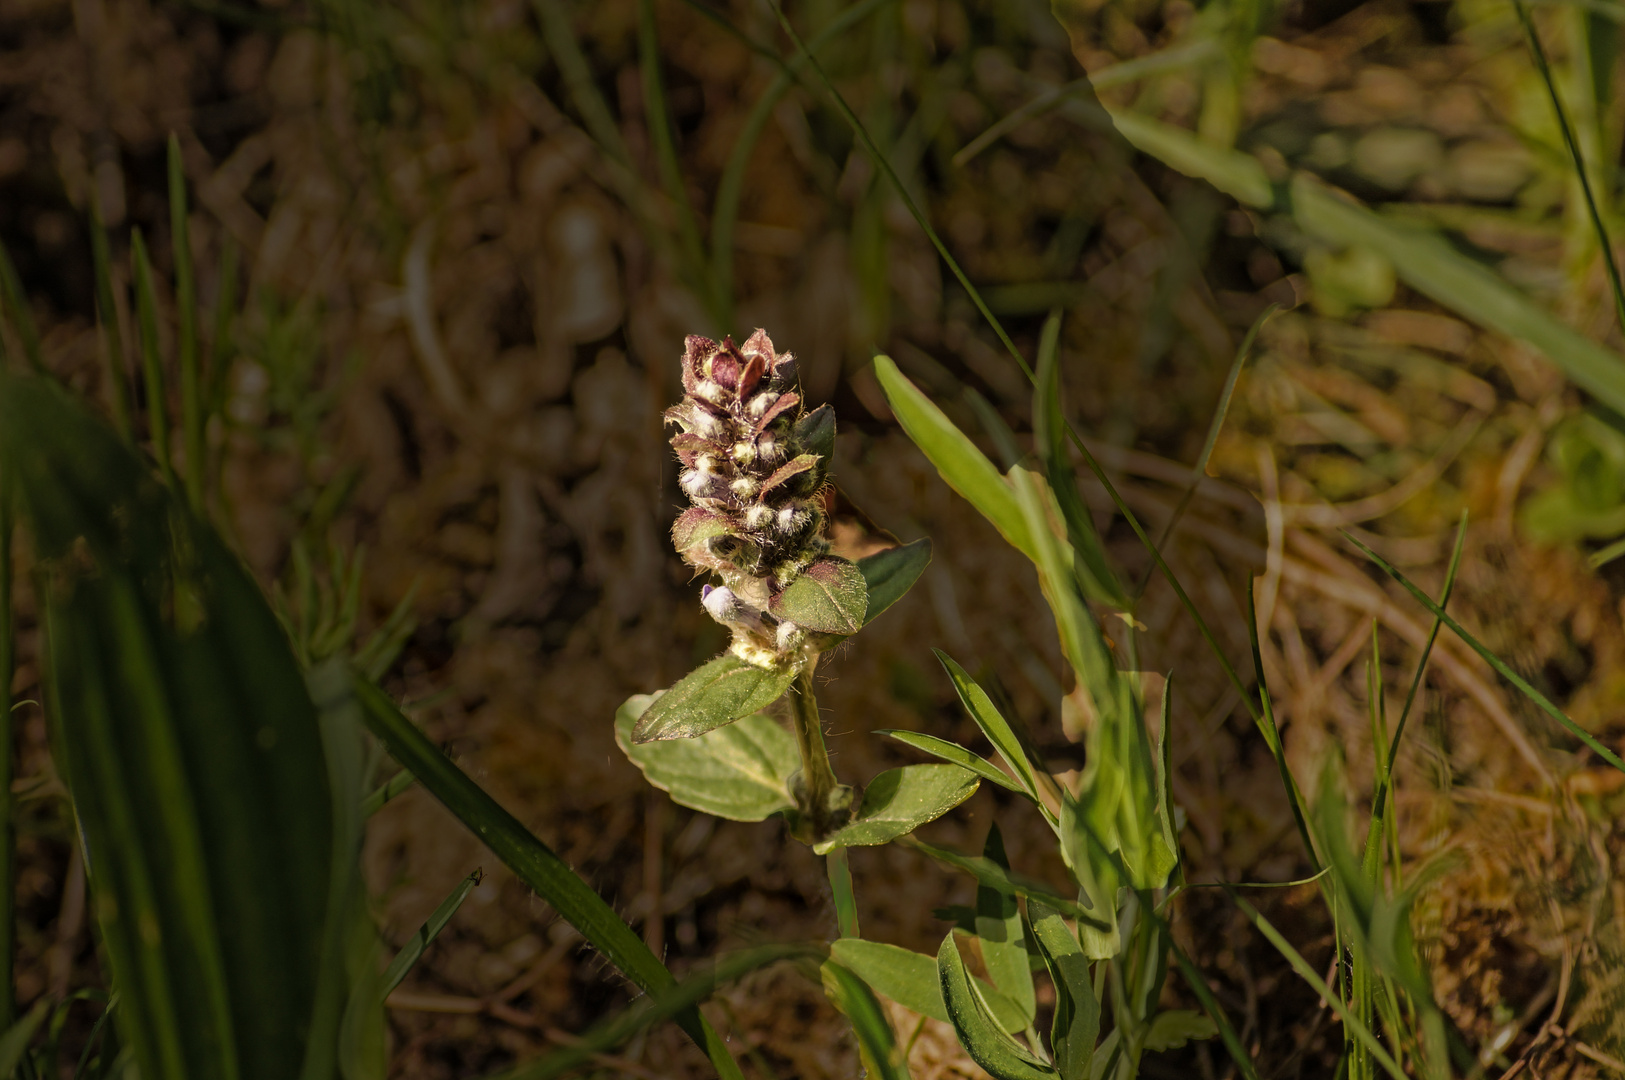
(771, 556, 867, 634)
(616, 695, 797, 821)
(814, 765, 979, 853)
(632, 654, 795, 743)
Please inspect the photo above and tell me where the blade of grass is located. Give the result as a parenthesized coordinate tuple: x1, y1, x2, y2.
(1245, 577, 1320, 872)
(168, 135, 204, 513)
(953, 39, 1222, 167)
(1133, 303, 1276, 601)
(1344, 532, 1625, 774)
(208, 238, 238, 426)
(638, 0, 722, 329)
(0, 239, 41, 373)
(1228, 891, 1406, 1080)
(529, 0, 630, 166)
(778, 2, 1277, 809)
(352, 677, 745, 1079)
(1167, 941, 1262, 1080)
(828, 848, 860, 939)
(707, 0, 896, 324)
(380, 868, 482, 998)
(129, 229, 172, 479)
(823, 961, 911, 1080)
(360, 768, 416, 817)
(90, 206, 132, 439)
(1514, 0, 1625, 334)
(498, 945, 821, 1080)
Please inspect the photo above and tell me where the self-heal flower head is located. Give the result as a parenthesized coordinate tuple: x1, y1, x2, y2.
(667, 330, 835, 667)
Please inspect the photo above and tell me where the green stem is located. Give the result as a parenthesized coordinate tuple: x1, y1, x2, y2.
(789, 659, 842, 838)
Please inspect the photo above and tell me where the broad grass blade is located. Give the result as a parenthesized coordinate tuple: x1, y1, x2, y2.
(876, 730, 1031, 795)
(1, 374, 335, 1080)
(976, 824, 1037, 1029)
(1028, 901, 1099, 1079)
(352, 678, 746, 1079)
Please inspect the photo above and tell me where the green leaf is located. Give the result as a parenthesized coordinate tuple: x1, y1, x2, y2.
(830, 939, 950, 1024)
(631, 654, 796, 743)
(822, 961, 911, 1080)
(352, 680, 744, 1079)
(770, 556, 867, 634)
(976, 824, 1036, 1029)
(936, 933, 1056, 1080)
(379, 869, 482, 998)
(1029, 901, 1099, 1080)
(857, 539, 932, 626)
(814, 765, 980, 854)
(1142, 1010, 1217, 1052)
(794, 404, 836, 462)
(933, 651, 1040, 802)
(671, 507, 734, 552)
(876, 730, 1028, 795)
(615, 695, 797, 821)
(1, 374, 334, 1080)
(873, 357, 1035, 559)
(0, 236, 41, 371)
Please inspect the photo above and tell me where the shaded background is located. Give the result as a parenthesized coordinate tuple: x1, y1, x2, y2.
(2, 0, 1625, 1074)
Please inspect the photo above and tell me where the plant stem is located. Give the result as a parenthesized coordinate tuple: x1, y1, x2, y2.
(789, 658, 841, 837)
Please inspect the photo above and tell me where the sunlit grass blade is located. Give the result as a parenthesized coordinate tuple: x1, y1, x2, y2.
(1514, 0, 1625, 334)
(379, 869, 481, 998)
(976, 824, 1036, 1029)
(0, 238, 41, 373)
(90, 205, 132, 439)
(1344, 531, 1625, 774)
(129, 229, 173, 478)
(876, 730, 1031, 795)
(936, 931, 1055, 1079)
(932, 651, 1041, 803)
(168, 135, 204, 513)
(351, 677, 746, 1079)
(497, 944, 821, 1080)
(1227, 891, 1406, 1080)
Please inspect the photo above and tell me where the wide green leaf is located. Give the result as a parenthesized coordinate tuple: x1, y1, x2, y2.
(616, 695, 797, 821)
(857, 539, 932, 626)
(976, 825, 1036, 1030)
(353, 680, 744, 1078)
(1029, 901, 1099, 1080)
(873, 357, 1035, 559)
(814, 764, 979, 854)
(830, 938, 1032, 1034)
(876, 730, 1028, 795)
(770, 556, 867, 634)
(830, 939, 950, 1024)
(2, 375, 336, 1080)
(937, 933, 1056, 1080)
(631, 654, 796, 743)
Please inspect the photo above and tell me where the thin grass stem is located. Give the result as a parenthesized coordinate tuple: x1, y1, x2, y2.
(130, 230, 173, 480)
(168, 136, 204, 514)
(90, 207, 132, 440)
(1513, 0, 1625, 334)
(0, 481, 13, 1028)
